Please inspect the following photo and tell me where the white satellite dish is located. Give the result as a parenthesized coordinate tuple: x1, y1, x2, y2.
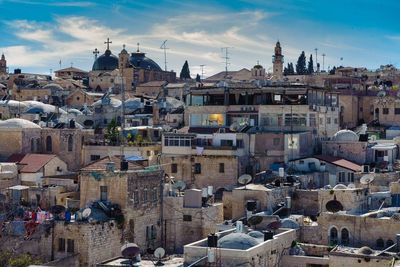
(154, 247, 165, 266)
(82, 208, 91, 219)
(377, 90, 386, 97)
(229, 122, 240, 132)
(360, 174, 375, 185)
(238, 174, 252, 189)
(172, 180, 186, 193)
(348, 183, 356, 189)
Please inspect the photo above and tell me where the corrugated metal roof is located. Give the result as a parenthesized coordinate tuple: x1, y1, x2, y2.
(314, 155, 361, 172)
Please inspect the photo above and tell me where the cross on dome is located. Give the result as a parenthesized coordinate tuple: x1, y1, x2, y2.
(104, 38, 112, 50)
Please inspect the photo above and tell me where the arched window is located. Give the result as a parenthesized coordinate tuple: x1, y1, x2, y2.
(36, 139, 41, 151)
(329, 227, 338, 245)
(376, 238, 384, 249)
(68, 135, 73, 152)
(341, 228, 349, 245)
(31, 139, 35, 152)
(46, 136, 52, 152)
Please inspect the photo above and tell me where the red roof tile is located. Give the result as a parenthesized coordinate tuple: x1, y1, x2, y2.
(314, 155, 361, 172)
(16, 154, 57, 173)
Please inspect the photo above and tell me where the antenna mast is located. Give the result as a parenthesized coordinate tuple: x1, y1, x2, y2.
(314, 48, 318, 69)
(322, 53, 326, 72)
(200, 64, 206, 79)
(221, 47, 233, 78)
(160, 40, 169, 71)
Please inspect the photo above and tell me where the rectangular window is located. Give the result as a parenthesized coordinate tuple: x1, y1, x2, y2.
(383, 108, 389, 114)
(171, 163, 177, 173)
(183, 215, 192, 221)
(194, 163, 201, 174)
(146, 225, 157, 240)
(67, 239, 74, 253)
(338, 172, 346, 183)
(237, 139, 244, 148)
(58, 238, 65, 252)
(334, 118, 338, 124)
(100, 186, 108, 201)
(395, 108, 400, 115)
(133, 190, 139, 205)
(299, 160, 305, 164)
(327, 117, 331, 124)
(90, 155, 101, 161)
(348, 173, 354, 183)
(309, 114, 316, 127)
(143, 188, 148, 202)
(219, 163, 225, 173)
(152, 187, 158, 202)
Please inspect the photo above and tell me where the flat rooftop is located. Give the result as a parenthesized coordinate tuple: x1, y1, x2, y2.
(97, 256, 184, 267)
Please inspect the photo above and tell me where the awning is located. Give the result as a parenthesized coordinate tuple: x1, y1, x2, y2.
(371, 144, 397, 151)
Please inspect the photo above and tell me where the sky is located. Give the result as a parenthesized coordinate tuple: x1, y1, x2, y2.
(0, 0, 400, 77)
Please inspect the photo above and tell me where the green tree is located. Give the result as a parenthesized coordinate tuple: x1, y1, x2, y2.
(296, 51, 307, 75)
(329, 66, 337, 75)
(179, 60, 191, 79)
(195, 73, 201, 82)
(307, 54, 314, 74)
(105, 118, 119, 145)
(289, 63, 295, 75)
(283, 64, 289, 76)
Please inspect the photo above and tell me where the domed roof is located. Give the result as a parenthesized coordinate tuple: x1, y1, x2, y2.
(333, 129, 359, 142)
(129, 52, 162, 71)
(43, 83, 64, 90)
(358, 246, 374, 255)
(333, 184, 348, 190)
(0, 118, 41, 129)
(92, 50, 119, 71)
(218, 233, 261, 250)
(247, 231, 264, 239)
(281, 218, 300, 229)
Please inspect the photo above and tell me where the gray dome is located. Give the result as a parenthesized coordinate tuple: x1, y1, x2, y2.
(247, 231, 264, 239)
(333, 129, 358, 142)
(358, 246, 374, 255)
(0, 118, 41, 129)
(129, 52, 162, 71)
(218, 233, 261, 250)
(92, 50, 119, 71)
(281, 218, 300, 229)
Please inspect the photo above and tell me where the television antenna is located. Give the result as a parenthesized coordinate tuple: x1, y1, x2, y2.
(322, 53, 326, 71)
(154, 247, 166, 266)
(221, 47, 233, 78)
(238, 174, 252, 189)
(200, 64, 206, 79)
(160, 40, 169, 71)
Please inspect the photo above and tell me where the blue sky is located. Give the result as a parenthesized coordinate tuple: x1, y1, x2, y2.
(0, 0, 400, 76)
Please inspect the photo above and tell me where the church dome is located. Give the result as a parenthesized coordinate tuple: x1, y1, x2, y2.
(92, 50, 119, 71)
(0, 118, 41, 129)
(217, 233, 261, 250)
(332, 129, 359, 142)
(129, 52, 162, 71)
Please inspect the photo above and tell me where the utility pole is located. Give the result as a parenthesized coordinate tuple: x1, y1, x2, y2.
(160, 40, 169, 71)
(200, 65, 206, 79)
(221, 47, 233, 78)
(322, 53, 326, 72)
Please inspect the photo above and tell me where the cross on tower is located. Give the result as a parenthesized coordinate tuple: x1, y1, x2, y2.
(104, 38, 112, 50)
(123, 44, 126, 50)
(93, 48, 99, 59)
(136, 42, 140, 52)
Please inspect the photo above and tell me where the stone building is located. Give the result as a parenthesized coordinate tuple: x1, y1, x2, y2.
(163, 189, 223, 253)
(79, 156, 164, 252)
(54, 67, 88, 80)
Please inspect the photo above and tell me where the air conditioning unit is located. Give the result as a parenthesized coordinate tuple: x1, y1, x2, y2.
(362, 165, 370, 173)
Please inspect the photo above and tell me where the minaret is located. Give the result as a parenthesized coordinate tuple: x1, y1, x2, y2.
(272, 41, 284, 79)
(0, 53, 7, 74)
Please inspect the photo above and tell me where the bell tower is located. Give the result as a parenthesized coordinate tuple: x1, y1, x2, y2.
(0, 53, 7, 74)
(272, 41, 284, 79)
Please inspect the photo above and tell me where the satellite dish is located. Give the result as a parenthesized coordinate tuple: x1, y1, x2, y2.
(377, 90, 386, 97)
(154, 247, 165, 266)
(82, 208, 91, 219)
(248, 215, 263, 227)
(266, 220, 282, 230)
(121, 243, 140, 258)
(238, 174, 252, 185)
(326, 196, 344, 213)
(348, 183, 356, 189)
(172, 180, 186, 192)
(229, 122, 240, 132)
(360, 174, 375, 185)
